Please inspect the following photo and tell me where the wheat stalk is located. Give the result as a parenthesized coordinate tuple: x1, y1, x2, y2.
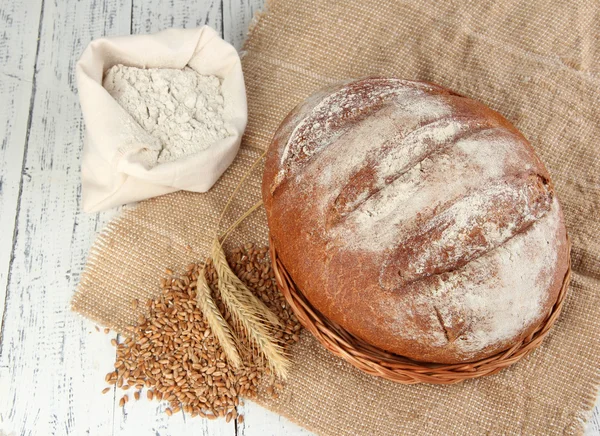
(211, 237, 290, 378)
(212, 237, 281, 326)
(196, 265, 242, 368)
(191, 149, 291, 377)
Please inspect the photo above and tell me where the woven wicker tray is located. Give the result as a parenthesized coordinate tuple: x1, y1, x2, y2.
(270, 236, 571, 384)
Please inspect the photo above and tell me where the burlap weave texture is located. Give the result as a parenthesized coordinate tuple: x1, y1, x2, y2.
(73, 0, 600, 434)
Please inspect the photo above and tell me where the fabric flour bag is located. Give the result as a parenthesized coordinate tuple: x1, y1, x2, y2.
(76, 26, 247, 212)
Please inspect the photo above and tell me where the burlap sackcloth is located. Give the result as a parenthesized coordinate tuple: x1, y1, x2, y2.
(73, 0, 600, 434)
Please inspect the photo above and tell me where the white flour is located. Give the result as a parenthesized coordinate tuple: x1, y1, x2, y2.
(103, 65, 231, 164)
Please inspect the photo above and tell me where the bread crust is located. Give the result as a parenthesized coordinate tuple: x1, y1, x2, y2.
(263, 78, 569, 364)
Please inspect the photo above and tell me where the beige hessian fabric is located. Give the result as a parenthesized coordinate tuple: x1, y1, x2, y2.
(73, 0, 600, 434)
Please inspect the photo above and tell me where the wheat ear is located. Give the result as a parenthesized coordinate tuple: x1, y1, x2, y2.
(196, 265, 242, 368)
(211, 237, 290, 378)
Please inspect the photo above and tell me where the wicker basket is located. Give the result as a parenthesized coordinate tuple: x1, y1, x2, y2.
(270, 236, 571, 384)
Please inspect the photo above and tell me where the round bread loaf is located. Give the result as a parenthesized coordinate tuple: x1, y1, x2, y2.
(262, 78, 569, 364)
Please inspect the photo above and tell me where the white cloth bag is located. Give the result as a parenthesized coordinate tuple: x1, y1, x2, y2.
(76, 27, 247, 212)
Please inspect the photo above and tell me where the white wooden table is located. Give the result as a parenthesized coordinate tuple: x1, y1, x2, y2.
(0, 1, 597, 435)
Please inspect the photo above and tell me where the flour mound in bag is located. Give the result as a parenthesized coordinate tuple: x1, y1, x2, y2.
(103, 65, 233, 164)
(263, 77, 570, 364)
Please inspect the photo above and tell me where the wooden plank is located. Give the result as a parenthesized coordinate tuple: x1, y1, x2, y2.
(112, 1, 232, 435)
(0, 0, 131, 434)
(223, 0, 265, 51)
(131, 0, 223, 34)
(0, 0, 42, 343)
(586, 400, 600, 436)
(238, 400, 313, 436)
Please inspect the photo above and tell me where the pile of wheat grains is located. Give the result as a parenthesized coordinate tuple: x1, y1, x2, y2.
(102, 244, 301, 422)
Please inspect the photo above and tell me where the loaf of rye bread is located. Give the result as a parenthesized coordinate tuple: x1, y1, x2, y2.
(262, 78, 569, 364)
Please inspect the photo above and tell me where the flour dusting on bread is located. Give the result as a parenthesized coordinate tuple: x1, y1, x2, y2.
(263, 78, 568, 363)
(272, 78, 453, 193)
(428, 197, 561, 357)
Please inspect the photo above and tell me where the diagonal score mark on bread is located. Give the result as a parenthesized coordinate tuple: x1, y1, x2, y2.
(327, 115, 500, 227)
(268, 78, 454, 196)
(378, 174, 553, 290)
